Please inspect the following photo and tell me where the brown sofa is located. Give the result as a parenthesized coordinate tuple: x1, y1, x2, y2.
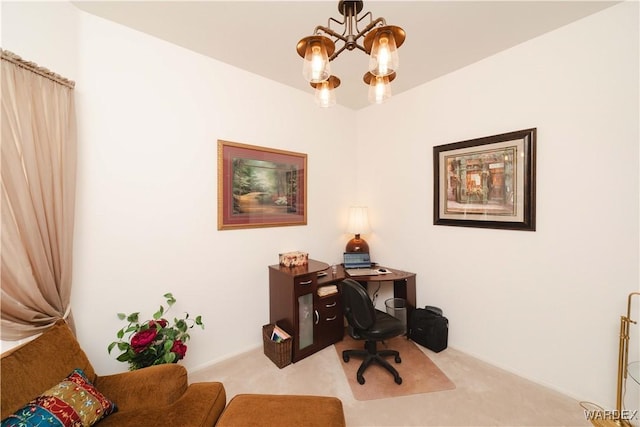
(1, 320, 346, 427)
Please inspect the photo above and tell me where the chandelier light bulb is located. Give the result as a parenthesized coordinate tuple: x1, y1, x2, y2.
(377, 36, 390, 75)
(364, 71, 394, 105)
(369, 29, 399, 77)
(303, 39, 331, 83)
(368, 75, 391, 104)
(315, 81, 333, 107)
(374, 78, 386, 102)
(311, 75, 340, 108)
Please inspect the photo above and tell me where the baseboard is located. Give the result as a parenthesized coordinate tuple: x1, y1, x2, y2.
(188, 343, 262, 375)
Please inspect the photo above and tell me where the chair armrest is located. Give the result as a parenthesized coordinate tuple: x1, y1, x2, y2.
(95, 364, 188, 411)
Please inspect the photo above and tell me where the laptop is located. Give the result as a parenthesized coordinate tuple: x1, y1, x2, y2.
(343, 252, 382, 276)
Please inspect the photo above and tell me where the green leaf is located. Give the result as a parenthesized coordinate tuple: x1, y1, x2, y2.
(107, 342, 116, 354)
(164, 293, 176, 306)
(154, 304, 165, 319)
(117, 329, 125, 339)
(127, 312, 140, 323)
(195, 316, 203, 327)
(164, 328, 177, 340)
(117, 313, 126, 320)
(163, 339, 174, 352)
(116, 353, 131, 362)
(164, 352, 176, 363)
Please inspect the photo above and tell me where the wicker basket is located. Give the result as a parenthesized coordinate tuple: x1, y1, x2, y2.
(262, 324, 292, 368)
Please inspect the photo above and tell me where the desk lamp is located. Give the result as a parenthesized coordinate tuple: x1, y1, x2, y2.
(346, 206, 370, 253)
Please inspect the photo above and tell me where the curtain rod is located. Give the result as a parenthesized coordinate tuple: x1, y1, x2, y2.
(1, 49, 75, 89)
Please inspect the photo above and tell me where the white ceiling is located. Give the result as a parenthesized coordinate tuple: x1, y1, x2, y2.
(72, 1, 618, 110)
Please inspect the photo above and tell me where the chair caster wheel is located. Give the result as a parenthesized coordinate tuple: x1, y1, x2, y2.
(395, 356, 402, 363)
(395, 376, 403, 385)
(343, 354, 350, 363)
(357, 375, 365, 385)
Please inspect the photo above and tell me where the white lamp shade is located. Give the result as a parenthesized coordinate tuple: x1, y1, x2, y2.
(347, 206, 371, 234)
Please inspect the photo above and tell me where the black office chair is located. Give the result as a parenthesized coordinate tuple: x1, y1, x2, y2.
(340, 278, 404, 385)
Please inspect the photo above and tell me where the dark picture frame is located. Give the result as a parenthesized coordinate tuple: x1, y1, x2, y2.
(433, 128, 536, 231)
(218, 140, 307, 230)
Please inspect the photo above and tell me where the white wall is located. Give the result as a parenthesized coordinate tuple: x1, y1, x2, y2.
(2, 0, 639, 415)
(72, 11, 360, 375)
(356, 0, 639, 411)
(2, 2, 358, 373)
(1, 1, 78, 79)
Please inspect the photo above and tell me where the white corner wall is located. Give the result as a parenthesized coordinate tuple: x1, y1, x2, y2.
(356, 1, 639, 410)
(3, 2, 359, 373)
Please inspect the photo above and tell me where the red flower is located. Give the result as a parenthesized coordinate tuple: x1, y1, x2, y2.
(171, 340, 188, 360)
(148, 319, 168, 329)
(131, 329, 157, 352)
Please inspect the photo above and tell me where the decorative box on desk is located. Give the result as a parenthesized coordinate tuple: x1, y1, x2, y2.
(268, 259, 345, 362)
(278, 251, 308, 267)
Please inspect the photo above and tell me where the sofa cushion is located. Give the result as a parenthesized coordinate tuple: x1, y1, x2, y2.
(216, 394, 346, 427)
(0, 368, 117, 427)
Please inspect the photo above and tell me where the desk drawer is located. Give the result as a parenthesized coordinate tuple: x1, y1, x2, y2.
(318, 294, 341, 320)
(317, 294, 343, 345)
(294, 275, 316, 295)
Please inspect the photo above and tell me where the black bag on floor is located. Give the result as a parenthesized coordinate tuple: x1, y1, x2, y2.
(408, 306, 448, 353)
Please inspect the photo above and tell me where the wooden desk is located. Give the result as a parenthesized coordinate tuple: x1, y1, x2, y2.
(269, 260, 343, 362)
(341, 265, 417, 315)
(268, 260, 416, 363)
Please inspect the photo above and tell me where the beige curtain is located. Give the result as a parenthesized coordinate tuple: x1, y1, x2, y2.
(1, 50, 77, 340)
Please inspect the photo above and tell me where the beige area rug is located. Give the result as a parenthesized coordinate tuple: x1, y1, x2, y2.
(334, 335, 456, 401)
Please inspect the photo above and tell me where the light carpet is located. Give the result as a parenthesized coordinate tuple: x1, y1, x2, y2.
(334, 335, 456, 401)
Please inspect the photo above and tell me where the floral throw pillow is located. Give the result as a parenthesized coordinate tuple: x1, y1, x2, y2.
(1, 368, 117, 427)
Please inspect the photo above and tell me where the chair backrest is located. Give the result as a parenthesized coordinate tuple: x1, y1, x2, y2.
(340, 279, 376, 332)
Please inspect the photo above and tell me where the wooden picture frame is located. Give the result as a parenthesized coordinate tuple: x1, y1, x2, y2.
(433, 128, 536, 231)
(218, 140, 307, 230)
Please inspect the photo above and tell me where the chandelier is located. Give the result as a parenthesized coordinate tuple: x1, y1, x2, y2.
(296, 0, 406, 107)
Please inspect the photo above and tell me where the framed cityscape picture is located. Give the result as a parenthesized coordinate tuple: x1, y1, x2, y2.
(218, 140, 307, 230)
(433, 128, 536, 231)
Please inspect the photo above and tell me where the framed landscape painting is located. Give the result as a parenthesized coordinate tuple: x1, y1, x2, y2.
(218, 140, 307, 230)
(433, 128, 536, 231)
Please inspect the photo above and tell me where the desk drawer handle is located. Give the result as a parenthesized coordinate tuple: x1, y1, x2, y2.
(298, 280, 313, 286)
(314, 310, 319, 325)
(326, 315, 337, 321)
(325, 302, 337, 308)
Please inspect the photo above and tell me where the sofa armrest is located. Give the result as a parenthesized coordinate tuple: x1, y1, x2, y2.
(95, 364, 188, 411)
(97, 381, 226, 427)
(167, 382, 226, 427)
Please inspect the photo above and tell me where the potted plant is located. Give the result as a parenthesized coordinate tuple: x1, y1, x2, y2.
(108, 293, 204, 370)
